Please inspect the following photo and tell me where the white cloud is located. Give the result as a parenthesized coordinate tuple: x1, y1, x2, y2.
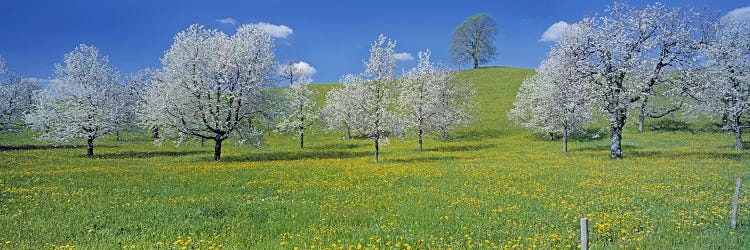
(725, 6, 750, 22)
(394, 52, 414, 61)
(539, 21, 570, 42)
(292, 61, 317, 76)
(216, 18, 238, 26)
(251, 22, 293, 38)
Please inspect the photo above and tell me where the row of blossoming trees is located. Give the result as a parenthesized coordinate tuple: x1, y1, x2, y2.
(3, 2, 748, 162)
(510, 2, 750, 158)
(0, 25, 475, 161)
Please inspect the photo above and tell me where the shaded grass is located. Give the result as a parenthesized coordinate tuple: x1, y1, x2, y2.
(0, 144, 86, 151)
(427, 143, 496, 152)
(221, 150, 372, 162)
(92, 150, 210, 159)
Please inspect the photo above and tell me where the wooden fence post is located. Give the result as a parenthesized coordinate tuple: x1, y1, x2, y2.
(580, 217, 588, 250)
(732, 177, 742, 230)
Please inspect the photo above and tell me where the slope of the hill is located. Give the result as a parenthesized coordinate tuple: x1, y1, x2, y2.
(0, 67, 748, 249)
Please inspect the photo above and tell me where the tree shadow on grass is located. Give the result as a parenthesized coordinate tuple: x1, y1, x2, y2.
(91, 150, 210, 159)
(572, 144, 643, 153)
(571, 145, 749, 160)
(387, 155, 460, 163)
(0, 144, 116, 151)
(451, 128, 507, 141)
(221, 150, 371, 162)
(427, 143, 496, 152)
(307, 142, 366, 150)
(629, 150, 749, 160)
(646, 119, 695, 134)
(570, 145, 642, 158)
(523, 128, 607, 143)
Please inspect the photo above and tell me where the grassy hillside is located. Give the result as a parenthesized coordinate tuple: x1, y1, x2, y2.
(1, 67, 749, 249)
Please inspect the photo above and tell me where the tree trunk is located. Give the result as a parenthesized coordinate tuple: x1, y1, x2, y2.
(374, 137, 379, 163)
(200, 138, 205, 147)
(418, 128, 423, 151)
(300, 116, 305, 149)
(562, 127, 569, 153)
(637, 96, 648, 133)
(214, 138, 223, 161)
(549, 132, 554, 141)
(87, 137, 94, 157)
(346, 126, 352, 139)
(609, 110, 626, 159)
(734, 114, 743, 150)
(116, 131, 121, 141)
(151, 126, 159, 139)
(300, 130, 304, 149)
(472, 50, 479, 69)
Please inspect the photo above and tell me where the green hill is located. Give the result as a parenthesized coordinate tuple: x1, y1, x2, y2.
(1, 67, 749, 249)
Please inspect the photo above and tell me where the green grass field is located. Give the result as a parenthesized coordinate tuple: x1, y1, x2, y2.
(1, 67, 749, 249)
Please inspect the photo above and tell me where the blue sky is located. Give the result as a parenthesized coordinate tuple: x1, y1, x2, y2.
(0, 0, 748, 84)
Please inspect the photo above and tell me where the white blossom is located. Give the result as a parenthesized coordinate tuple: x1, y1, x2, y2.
(510, 22, 596, 152)
(276, 75, 318, 148)
(141, 24, 277, 161)
(399, 50, 476, 151)
(25, 45, 124, 156)
(323, 34, 403, 162)
(526, 3, 712, 158)
(0, 55, 41, 131)
(0, 73, 40, 130)
(322, 73, 367, 139)
(699, 18, 750, 150)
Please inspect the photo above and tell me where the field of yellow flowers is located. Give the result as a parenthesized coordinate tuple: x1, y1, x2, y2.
(1, 67, 748, 249)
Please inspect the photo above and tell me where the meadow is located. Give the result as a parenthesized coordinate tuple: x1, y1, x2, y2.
(1, 67, 749, 249)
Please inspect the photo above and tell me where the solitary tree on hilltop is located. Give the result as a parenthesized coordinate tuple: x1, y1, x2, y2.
(450, 13, 498, 69)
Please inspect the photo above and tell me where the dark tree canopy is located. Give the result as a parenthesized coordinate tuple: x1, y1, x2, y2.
(450, 13, 498, 69)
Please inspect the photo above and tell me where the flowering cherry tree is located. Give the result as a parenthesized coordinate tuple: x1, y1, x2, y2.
(276, 75, 318, 148)
(399, 50, 475, 151)
(594, 3, 712, 158)
(509, 22, 596, 152)
(25, 45, 124, 156)
(322, 73, 368, 139)
(700, 18, 750, 150)
(324, 35, 403, 162)
(631, 4, 713, 133)
(543, 3, 710, 158)
(141, 24, 277, 161)
(0, 56, 41, 131)
(122, 68, 162, 138)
